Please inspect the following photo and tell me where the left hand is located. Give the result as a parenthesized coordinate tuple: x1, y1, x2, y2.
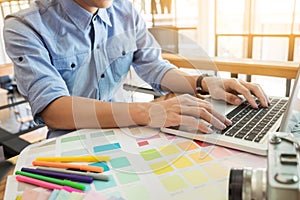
(201, 77, 270, 108)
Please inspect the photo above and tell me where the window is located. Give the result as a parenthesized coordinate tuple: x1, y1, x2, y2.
(215, 0, 300, 96)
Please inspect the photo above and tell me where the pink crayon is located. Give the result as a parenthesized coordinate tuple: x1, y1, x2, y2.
(16, 175, 84, 193)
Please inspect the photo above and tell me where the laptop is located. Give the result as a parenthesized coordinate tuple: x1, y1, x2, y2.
(161, 68, 300, 156)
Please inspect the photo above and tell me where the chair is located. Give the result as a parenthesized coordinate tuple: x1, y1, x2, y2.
(0, 0, 35, 130)
(13, 104, 34, 131)
(0, 0, 32, 104)
(0, 75, 15, 103)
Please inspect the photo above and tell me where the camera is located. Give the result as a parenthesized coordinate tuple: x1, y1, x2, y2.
(228, 132, 300, 200)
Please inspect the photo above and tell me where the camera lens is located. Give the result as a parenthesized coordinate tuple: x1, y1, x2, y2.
(229, 168, 243, 200)
(229, 168, 267, 200)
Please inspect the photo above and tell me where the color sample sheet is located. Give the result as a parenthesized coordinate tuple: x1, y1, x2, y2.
(5, 127, 266, 200)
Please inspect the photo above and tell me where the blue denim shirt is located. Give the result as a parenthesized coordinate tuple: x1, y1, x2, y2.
(4, 0, 175, 125)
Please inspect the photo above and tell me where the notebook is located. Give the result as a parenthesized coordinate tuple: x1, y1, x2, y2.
(161, 68, 300, 156)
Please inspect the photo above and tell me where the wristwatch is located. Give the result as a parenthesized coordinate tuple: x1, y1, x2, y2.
(196, 74, 210, 95)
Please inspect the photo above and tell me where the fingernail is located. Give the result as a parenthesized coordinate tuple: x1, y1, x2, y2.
(207, 127, 214, 133)
(226, 119, 232, 125)
(234, 99, 241, 105)
(250, 99, 258, 109)
(220, 124, 226, 129)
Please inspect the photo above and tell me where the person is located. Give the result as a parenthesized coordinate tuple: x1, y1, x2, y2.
(160, 0, 172, 14)
(3, 0, 269, 138)
(151, 0, 158, 14)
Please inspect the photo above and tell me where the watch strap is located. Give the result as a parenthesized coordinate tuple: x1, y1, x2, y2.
(196, 74, 210, 95)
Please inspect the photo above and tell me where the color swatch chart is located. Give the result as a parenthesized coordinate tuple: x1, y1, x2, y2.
(5, 127, 266, 200)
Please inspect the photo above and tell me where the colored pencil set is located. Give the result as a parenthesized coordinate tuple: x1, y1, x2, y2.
(15, 155, 110, 196)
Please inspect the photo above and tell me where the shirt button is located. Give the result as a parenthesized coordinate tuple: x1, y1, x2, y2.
(96, 45, 100, 49)
(71, 63, 76, 68)
(122, 50, 126, 56)
(101, 74, 105, 78)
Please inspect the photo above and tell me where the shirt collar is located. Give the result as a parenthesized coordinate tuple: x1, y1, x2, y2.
(61, 0, 112, 31)
(97, 9, 112, 27)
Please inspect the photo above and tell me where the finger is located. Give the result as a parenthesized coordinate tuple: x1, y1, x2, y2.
(176, 94, 211, 107)
(239, 80, 270, 107)
(228, 79, 258, 108)
(224, 92, 244, 106)
(180, 106, 230, 129)
(179, 115, 214, 134)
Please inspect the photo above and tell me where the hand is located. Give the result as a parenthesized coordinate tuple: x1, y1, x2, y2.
(201, 77, 270, 109)
(147, 94, 232, 133)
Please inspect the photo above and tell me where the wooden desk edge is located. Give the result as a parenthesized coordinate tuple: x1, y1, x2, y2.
(0, 63, 14, 77)
(162, 53, 300, 79)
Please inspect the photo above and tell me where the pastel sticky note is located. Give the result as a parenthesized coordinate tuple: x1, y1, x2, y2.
(177, 141, 199, 151)
(138, 141, 149, 147)
(116, 171, 140, 184)
(160, 175, 187, 192)
(68, 192, 85, 200)
(189, 152, 212, 164)
(124, 185, 150, 200)
(22, 188, 51, 200)
(94, 175, 117, 191)
(140, 149, 162, 161)
(93, 143, 121, 153)
(110, 157, 131, 168)
(149, 160, 173, 175)
(48, 190, 59, 200)
(83, 191, 107, 200)
(61, 135, 86, 143)
(90, 130, 115, 138)
(159, 145, 180, 156)
(171, 156, 193, 169)
(196, 185, 225, 199)
(54, 190, 70, 200)
(203, 163, 228, 179)
(182, 169, 209, 185)
(210, 146, 231, 158)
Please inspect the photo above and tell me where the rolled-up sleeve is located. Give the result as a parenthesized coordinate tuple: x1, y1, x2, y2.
(131, 8, 176, 94)
(4, 16, 70, 124)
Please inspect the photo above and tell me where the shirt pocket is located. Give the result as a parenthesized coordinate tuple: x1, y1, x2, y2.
(51, 53, 90, 91)
(106, 36, 137, 82)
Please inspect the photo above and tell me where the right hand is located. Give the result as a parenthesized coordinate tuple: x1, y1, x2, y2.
(147, 94, 232, 133)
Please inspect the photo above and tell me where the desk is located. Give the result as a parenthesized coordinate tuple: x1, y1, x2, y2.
(0, 63, 13, 77)
(162, 53, 300, 79)
(0, 88, 9, 121)
(4, 127, 266, 200)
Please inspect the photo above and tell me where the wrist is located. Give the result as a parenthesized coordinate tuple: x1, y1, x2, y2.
(196, 74, 210, 95)
(129, 102, 151, 126)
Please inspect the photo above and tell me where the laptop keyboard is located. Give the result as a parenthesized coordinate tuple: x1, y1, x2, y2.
(220, 97, 288, 142)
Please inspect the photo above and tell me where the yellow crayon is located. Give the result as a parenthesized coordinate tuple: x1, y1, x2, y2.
(35, 155, 110, 162)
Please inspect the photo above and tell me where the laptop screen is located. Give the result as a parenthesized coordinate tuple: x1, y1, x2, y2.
(279, 66, 300, 133)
